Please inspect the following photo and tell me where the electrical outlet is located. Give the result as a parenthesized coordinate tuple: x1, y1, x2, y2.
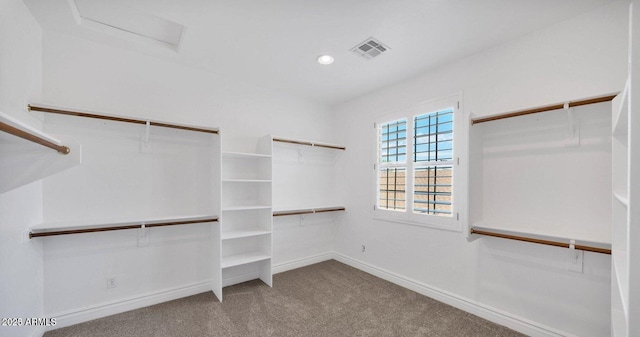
(106, 277, 117, 289)
(568, 250, 583, 273)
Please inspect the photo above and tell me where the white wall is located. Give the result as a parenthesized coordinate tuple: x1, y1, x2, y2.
(38, 30, 338, 326)
(40, 115, 218, 322)
(332, 2, 627, 337)
(41, 32, 337, 153)
(0, 1, 45, 337)
(272, 144, 344, 268)
(477, 101, 612, 243)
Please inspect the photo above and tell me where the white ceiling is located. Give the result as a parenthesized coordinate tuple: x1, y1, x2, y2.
(24, 0, 615, 106)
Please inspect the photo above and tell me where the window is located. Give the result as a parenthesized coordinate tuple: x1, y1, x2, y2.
(379, 119, 407, 211)
(375, 96, 462, 230)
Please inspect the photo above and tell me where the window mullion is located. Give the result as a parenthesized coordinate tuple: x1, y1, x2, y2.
(407, 116, 415, 215)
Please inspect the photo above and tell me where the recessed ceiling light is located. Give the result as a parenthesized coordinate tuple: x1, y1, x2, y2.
(317, 55, 334, 65)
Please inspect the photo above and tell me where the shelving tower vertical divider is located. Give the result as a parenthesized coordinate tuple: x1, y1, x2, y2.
(612, 3, 638, 335)
(215, 135, 273, 301)
(611, 82, 630, 337)
(211, 132, 223, 302)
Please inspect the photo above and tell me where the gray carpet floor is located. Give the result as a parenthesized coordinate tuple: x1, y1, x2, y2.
(45, 260, 524, 337)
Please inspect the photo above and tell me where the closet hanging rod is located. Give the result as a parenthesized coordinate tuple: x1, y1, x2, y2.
(273, 206, 346, 217)
(470, 93, 618, 125)
(470, 228, 611, 255)
(273, 137, 346, 150)
(28, 105, 219, 135)
(0, 120, 70, 154)
(29, 216, 219, 239)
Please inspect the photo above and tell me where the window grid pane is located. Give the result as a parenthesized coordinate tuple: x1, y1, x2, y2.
(380, 119, 407, 163)
(379, 168, 406, 211)
(414, 108, 453, 162)
(413, 166, 452, 216)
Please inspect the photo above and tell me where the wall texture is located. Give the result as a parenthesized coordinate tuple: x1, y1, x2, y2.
(38, 30, 339, 327)
(0, 1, 45, 337)
(3, 1, 631, 336)
(332, 2, 627, 336)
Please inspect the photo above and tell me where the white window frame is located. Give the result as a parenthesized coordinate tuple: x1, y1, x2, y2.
(373, 94, 466, 231)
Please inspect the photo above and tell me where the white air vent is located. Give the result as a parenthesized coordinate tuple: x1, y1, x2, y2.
(350, 37, 390, 60)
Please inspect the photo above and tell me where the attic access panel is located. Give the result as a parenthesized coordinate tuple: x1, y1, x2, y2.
(73, 0, 184, 48)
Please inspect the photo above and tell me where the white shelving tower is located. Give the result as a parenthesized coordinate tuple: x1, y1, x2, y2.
(214, 136, 273, 301)
(612, 3, 638, 336)
(612, 81, 630, 337)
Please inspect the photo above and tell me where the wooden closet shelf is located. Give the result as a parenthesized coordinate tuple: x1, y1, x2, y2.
(273, 206, 346, 217)
(471, 93, 618, 125)
(470, 226, 611, 255)
(273, 137, 345, 150)
(28, 104, 219, 135)
(29, 215, 218, 239)
(0, 111, 69, 154)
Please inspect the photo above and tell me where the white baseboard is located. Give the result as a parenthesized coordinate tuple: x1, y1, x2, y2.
(44, 253, 574, 337)
(272, 252, 334, 274)
(47, 280, 213, 331)
(332, 253, 574, 337)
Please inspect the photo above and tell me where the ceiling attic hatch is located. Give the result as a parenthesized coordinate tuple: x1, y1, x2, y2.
(72, 0, 184, 49)
(350, 37, 390, 60)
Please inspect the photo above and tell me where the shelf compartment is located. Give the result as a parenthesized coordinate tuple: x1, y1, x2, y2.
(222, 230, 271, 240)
(221, 252, 271, 269)
(221, 208, 271, 234)
(221, 181, 271, 209)
(221, 258, 272, 289)
(221, 152, 272, 181)
(221, 233, 271, 268)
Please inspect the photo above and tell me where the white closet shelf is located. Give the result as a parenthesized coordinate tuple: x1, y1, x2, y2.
(273, 206, 345, 217)
(0, 111, 70, 154)
(221, 229, 271, 240)
(470, 224, 611, 254)
(221, 252, 271, 269)
(612, 81, 629, 137)
(30, 214, 218, 239)
(222, 179, 272, 183)
(272, 136, 346, 150)
(614, 192, 629, 206)
(28, 104, 219, 135)
(222, 205, 272, 211)
(222, 151, 271, 158)
(471, 93, 617, 125)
